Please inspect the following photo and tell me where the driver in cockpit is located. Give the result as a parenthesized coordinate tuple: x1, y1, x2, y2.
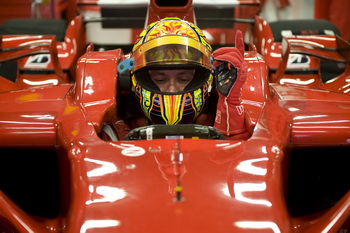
(115, 17, 250, 140)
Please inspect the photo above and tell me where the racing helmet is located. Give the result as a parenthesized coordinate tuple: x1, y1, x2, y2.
(131, 17, 213, 125)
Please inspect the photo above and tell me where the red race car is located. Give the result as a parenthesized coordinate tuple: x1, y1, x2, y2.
(0, 0, 349, 232)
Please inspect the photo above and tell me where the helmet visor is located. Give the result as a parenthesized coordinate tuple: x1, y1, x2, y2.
(134, 66, 211, 94)
(133, 35, 212, 71)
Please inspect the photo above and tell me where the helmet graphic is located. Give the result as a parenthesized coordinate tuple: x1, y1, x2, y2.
(131, 17, 213, 125)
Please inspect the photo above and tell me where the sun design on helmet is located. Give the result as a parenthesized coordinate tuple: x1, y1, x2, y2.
(145, 19, 198, 41)
(133, 17, 211, 52)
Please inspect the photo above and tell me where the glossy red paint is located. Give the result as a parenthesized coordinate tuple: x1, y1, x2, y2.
(273, 35, 349, 90)
(252, 15, 350, 94)
(0, 15, 86, 89)
(0, 1, 349, 232)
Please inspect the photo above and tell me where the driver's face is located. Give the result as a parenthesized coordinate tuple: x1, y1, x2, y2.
(149, 69, 194, 92)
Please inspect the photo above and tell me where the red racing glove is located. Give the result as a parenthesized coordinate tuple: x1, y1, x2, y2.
(212, 30, 250, 140)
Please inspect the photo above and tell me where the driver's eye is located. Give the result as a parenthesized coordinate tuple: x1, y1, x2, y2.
(150, 72, 166, 82)
(153, 78, 166, 84)
(178, 76, 192, 83)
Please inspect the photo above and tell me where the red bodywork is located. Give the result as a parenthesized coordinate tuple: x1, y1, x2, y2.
(252, 15, 350, 93)
(0, 15, 86, 90)
(0, 0, 349, 232)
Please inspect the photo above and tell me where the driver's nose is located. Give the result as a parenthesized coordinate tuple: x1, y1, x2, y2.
(165, 78, 181, 92)
(166, 80, 178, 92)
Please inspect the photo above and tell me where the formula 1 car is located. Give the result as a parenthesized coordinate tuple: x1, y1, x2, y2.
(0, 0, 349, 232)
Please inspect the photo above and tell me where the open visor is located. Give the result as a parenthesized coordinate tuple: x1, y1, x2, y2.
(133, 35, 212, 71)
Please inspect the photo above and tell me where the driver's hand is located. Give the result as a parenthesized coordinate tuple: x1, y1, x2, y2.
(212, 30, 247, 98)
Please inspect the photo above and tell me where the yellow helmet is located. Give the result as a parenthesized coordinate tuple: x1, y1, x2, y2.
(131, 17, 213, 125)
